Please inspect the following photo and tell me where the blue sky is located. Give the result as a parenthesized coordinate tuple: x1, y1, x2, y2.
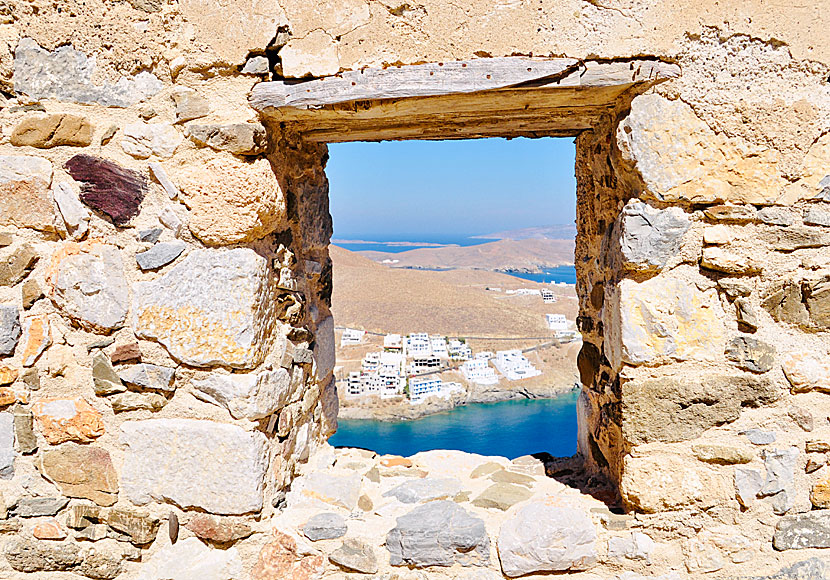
(326, 138, 576, 241)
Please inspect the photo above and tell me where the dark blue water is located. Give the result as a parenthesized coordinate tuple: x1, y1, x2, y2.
(504, 265, 577, 284)
(329, 391, 579, 459)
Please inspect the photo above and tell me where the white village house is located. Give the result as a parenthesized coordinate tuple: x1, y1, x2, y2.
(340, 327, 365, 347)
(494, 350, 541, 381)
(461, 357, 498, 385)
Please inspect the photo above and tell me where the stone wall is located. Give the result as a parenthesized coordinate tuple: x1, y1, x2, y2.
(0, 0, 829, 578)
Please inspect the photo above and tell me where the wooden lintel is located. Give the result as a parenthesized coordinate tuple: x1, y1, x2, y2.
(250, 57, 580, 111)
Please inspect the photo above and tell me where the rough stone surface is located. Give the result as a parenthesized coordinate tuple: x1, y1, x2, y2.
(498, 496, 597, 576)
(242, 56, 271, 75)
(622, 374, 781, 445)
(735, 467, 764, 508)
(386, 500, 489, 568)
(472, 483, 532, 511)
(187, 123, 266, 155)
(121, 123, 183, 159)
(135, 241, 186, 270)
(136, 537, 242, 580)
(12, 405, 35, 454)
(0, 305, 20, 356)
(20, 314, 51, 367)
(185, 513, 252, 543)
(0, 243, 38, 288)
(724, 336, 775, 373)
(0, 412, 14, 479)
(810, 473, 830, 508)
(314, 315, 336, 381)
(32, 398, 104, 444)
(804, 206, 830, 227)
(745, 429, 777, 445)
(13, 496, 69, 517)
(40, 444, 118, 506)
(0, 156, 54, 232)
(607, 532, 654, 563)
(120, 419, 267, 514)
(757, 206, 798, 226)
(614, 199, 690, 270)
(13, 38, 163, 106)
(11, 113, 93, 148)
(148, 162, 180, 199)
(302, 512, 347, 541)
(701, 247, 762, 275)
(172, 88, 210, 123)
(177, 156, 287, 245)
(288, 471, 361, 510)
(48, 242, 129, 332)
(65, 155, 147, 225)
(132, 248, 275, 369)
(33, 518, 67, 540)
(759, 447, 798, 514)
(109, 392, 167, 413)
(193, 368, 291, 420)
(330, 538, 378, 574)
(4, 537, 82, 572)
(383, 478, 463, 504)
(107, 508, 159, 544)
(53, 182, 90, 239)
(252, 529, 325, 580)
(21, 278, 43, 309)
(691, 444, 753, 464)
(605, 277, 726, 369)
(118, 363, 176, 392)
(782, 352, 830, 392)
(773, 511, 830, 550)
(92, 352, 126, 396)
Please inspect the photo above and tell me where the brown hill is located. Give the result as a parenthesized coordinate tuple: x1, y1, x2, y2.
(329, 245, 577, 337)
(358, 237, 574, 272)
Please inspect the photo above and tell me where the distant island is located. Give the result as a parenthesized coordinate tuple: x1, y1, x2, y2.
(472, 223, 577, 240)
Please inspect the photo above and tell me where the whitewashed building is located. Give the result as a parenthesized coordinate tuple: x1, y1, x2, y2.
(410, 356, 441, 374)
(384, 333, 403, 351)
(409, 377, 464, 404)
(406, 333, 432, 358)
(494, 350, 541, 381)
(448, 339, 472, 360)
(340, 328, 365, 347)
(430, 336, 449, 358)
(461, 358, 498, 385)
(541, 289, 557, 303)
(546, 313, 569, 331)
(347, 372, 364, 397)
(378, 352, 405, 398)
(361, 352, 381, 374)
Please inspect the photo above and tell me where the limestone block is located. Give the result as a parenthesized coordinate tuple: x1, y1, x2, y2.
(253, 529, 324, 580)
(0, 243, 38, 287)
(383, 478, 463, 504)
(120, 419, 267, 514)
(13, 38, 163, 107)
(0, 366, 15, 385)
(48, 242, 130, 332)
(193, 368, 291, 420)
(287, 471, 361, 510)
(804, 206, 830, 227)
(20, 315, 50, 367)
(178, 0, 286, 65)
(11, 113, 93, 148)
(735, 467, 763, 507)
(757, 206, 798, 226)
(811, 473, 830, 508)
(618, 94, 785, 204)
(136, 537, 242, 580)
(0, 412, 14, 479)
(302, 512, 347, 541)
(700, 247, 762, 275)
(724, 336, 775, 373)
(607, 531, 654, 563)
(32, 398, 104, 444)
(53, 182, 90, 239)
(148, 162, 180, 199)
(121, 123, 183, 159)
(386, 500, 490, 567)
(14, 496, 69, 517)
(40, 444, 118, 506)
(33, 518, 67, 540)
(0, 155, 55, 232)
(118, 363, 176, 392)
(171, 88, 210, 123)
(242, 56, 270, 75)
(65, 154, 146, 225)
(498, 496, 596, 576)
(691, 444, 753, 465)
(280, 30, 341, 78)
(178, 156, 287, 245)
(185, 514, 252, 543)
(773, 511, 830, 550)
(620, 453, 732, 513)
(702, 224, 732, 245)
(4, 537, 82, 572)
(604, 277, 726, 369)
(110, 392, 167, 413)
(92, 351, 126, 396)
(613, 199, 690, 271)
(0, 305, 20, 356)
(330, 538, 378, 574)
(186, 123, 266, 155)
(744, 428, 776, 445)
(782, 352, 830, 392)
(471, 482, 532, 511)
(133, 248, 275, 368)
(759, 447, 798, 514)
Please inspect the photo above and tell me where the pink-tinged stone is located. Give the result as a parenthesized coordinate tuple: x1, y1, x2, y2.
(186, 513, 253, 543)
(0, 155, 55, 232)
(33, 518, 67, 540)
(65, 154, 146, 225)
(20, 315, 51, 367)
(32, 398, 104, 444)
(40, 444, 118, 506)
(253, 529, 324, 580)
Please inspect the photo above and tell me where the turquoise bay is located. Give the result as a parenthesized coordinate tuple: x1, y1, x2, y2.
(329, 391, 579, 459)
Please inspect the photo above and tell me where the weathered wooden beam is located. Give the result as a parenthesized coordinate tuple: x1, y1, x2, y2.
(250, 57, 580, 111)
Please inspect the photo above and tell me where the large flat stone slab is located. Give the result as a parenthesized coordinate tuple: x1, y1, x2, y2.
(132, 248, 275, 369)
(193, 368, 291, 420)
(386, 500, 490, 567)
(0, 155, 55, 232)
(613, 199, 690, 271)
(498, 496, 597, 576)
(773, 510, 830, 550)
(136, 537, 242, 580)
(120, 419, 267, 514)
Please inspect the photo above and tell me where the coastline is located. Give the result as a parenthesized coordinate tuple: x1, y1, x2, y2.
(337, 379, 579, 422)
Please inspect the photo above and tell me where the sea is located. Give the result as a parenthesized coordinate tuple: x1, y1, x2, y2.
(329, 390, 579, 459)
